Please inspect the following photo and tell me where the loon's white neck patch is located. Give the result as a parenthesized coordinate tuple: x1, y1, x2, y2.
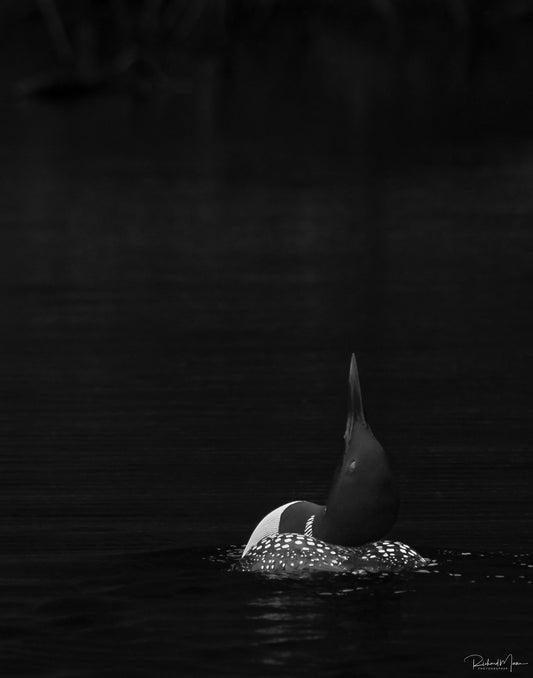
(304, 515, 315, 537)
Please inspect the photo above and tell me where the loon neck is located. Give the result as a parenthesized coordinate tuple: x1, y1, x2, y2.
(311, 507, 329, 542)
(311, 475, 399, 547)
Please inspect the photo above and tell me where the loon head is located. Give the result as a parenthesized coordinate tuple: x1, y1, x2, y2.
(318, 355, 399, 547)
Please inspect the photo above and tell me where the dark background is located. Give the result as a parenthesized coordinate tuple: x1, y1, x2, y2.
(0, 3, 532, 676)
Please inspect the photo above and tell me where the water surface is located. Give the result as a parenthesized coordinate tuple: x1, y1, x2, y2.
(1, 73, 532, 675)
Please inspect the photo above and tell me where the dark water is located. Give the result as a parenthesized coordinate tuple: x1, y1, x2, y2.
(0, 546, 531, 678)
(1, 68, 532, 676)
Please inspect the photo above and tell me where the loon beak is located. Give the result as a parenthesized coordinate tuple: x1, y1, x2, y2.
(343, 353, 366, 445)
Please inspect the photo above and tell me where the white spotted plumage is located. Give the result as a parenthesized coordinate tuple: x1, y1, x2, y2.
(240, 533, 429, 575)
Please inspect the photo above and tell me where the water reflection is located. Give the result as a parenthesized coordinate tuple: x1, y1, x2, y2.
(0, 545, 530, 677)
(232, 546, 532, 674)
(245, 576, 407, 672)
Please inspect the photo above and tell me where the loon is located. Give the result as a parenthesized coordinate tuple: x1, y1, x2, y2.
(240, 355, 428, 575)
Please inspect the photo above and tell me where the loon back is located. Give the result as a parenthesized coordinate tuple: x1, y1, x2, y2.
(240, 533, 428, 575)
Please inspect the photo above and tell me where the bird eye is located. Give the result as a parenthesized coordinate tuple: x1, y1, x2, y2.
(349, 460, 357, 473)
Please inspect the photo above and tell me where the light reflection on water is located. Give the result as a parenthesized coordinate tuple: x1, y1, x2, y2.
(231, 547, 532, 675)
(0, 541, 531, 677)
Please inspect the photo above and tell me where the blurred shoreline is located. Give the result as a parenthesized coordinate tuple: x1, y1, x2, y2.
(0, 1, 532, 143)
